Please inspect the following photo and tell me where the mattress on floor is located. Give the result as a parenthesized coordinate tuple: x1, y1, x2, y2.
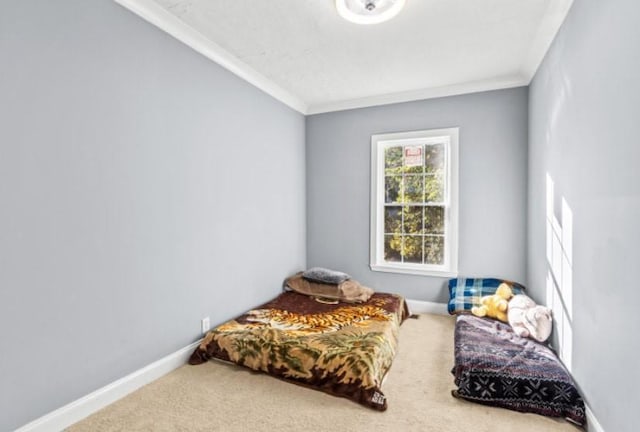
(452, 314, 585, 426)
(189, 291, 409, 410)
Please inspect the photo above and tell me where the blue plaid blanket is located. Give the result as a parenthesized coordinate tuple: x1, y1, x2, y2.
(447, 278, 525, 315)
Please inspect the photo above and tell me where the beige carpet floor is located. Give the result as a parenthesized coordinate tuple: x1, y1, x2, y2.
(68, 314, 579, 431)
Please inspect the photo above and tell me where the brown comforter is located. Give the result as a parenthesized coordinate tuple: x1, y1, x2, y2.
(189, 291, 409, 410)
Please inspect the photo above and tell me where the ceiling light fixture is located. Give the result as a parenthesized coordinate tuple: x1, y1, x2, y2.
(336, 0, 406, 25)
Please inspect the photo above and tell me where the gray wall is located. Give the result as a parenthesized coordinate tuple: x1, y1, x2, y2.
(0, 1, 305, 431)
(306, 88, 528, 302)
(528, 1, 640, 431)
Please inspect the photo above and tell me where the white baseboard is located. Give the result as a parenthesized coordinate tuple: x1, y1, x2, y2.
(15, 339, 203, 432)
(406, 299, 448, 315)
(586, 404, 605, 432)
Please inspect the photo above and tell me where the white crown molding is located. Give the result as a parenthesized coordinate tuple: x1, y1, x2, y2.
(15, 339, 202, 432)
(114, 0, 569, 116)
(406, 299, 448, 316)
(114, 0, 308, 114)
(306, 75, 529, 115)
(520, 0, 574, 82)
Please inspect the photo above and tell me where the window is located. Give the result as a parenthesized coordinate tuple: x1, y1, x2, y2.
(370, 128, 459, 277)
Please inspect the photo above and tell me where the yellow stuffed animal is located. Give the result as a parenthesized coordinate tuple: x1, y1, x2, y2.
(471, 283, 514, 322)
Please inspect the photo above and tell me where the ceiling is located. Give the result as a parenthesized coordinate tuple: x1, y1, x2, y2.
(115, 0, 573, 114)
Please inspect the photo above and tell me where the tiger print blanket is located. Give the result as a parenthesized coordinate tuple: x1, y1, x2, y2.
(189, 291, 409, 410)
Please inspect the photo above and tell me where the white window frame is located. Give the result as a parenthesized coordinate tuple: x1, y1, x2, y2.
(370, 128, 459, 277)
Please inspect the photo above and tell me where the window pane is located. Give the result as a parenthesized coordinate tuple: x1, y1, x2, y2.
(424, 206, 445, 234)
(402, 206, 423, 234)
(402, 235, 423, 263)
(425, 172, 444, 202)
(385, 175, 401, 203)
(403, 175, 424, 203)
(384, 206, 402, 234)
(402, 145, 424, 174)
(384, 235, 402, 262)
(402, 164, 424, 174)
(424, 236, 445, 265)
(425, 143, 444, 173)
(385, 146, 403, 175)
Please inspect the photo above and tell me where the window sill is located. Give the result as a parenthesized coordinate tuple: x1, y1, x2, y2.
(370, 263, 458, 278)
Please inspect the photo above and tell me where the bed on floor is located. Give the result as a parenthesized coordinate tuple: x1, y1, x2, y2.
(452, 314, 586, 426)
(189, 291, 409, 410)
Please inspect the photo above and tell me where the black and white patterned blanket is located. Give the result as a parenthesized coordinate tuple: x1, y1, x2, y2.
(452, 314, 585, 426)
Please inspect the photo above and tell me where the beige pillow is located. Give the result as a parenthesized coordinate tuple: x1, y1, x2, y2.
(284, 272, 374, 303)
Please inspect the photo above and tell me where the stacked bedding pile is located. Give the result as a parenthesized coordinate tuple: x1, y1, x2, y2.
(283, 267, 374, 304)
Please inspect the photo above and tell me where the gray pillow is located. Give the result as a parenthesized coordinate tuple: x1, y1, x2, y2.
(302, 267, 351, 285)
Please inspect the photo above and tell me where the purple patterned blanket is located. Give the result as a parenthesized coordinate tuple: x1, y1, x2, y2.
(452, 314, 585, 426)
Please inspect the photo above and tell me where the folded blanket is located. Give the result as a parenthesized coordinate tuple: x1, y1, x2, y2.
(302, 267, 351, 284)
(285, 272, 373, 303)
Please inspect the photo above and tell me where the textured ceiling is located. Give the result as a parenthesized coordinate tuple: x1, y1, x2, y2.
(121, 0, 573, 113)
